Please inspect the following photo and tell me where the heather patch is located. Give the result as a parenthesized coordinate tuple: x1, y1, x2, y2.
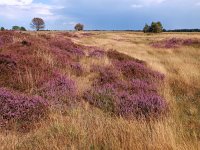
(0, 38, 3, 47)
(50, 38, 85, 57)
(59, 32, 79, 38)
(81, 33, 94, 36)
(69, 62, 84, 76)
(21, 40, 31, 46)
(84, 53, 167, 119)
(0, 88, 49, 131)
(89, 48, 105, 58)
(152, 38, 200, 49)
(90, 65, 120, 86)
(107, 50, 145, 64)
(114, 60, 164, 82)
(116, 92, 167, 119)
(0, 31, 14, 45)
(0, 54, 17, 69)
(39, 72, 77, 105)
(84, 84, 117, 113)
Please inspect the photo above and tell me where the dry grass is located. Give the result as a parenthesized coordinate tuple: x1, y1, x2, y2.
(0, 31, 200, 149)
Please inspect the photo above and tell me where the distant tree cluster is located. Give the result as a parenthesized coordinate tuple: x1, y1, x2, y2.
(167, 29, 200, 32)
(12, 26, 26, 31)
(143, 22, 163, 33)
(1, 27, 4, 31)
(74, 23, 84, 31)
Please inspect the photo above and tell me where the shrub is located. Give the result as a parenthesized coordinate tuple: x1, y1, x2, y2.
(0, 88, 49, 131)
(107, 50, 145, 64)
(89, 48, 105, 58)
(151, 38, 200, 49)
(91, 65, 120, 86)
(84, 83, 167, 119)
(20, 27, 26, 31)
(84, 84, 116, 113)
(0, 27, 5, 31)
(114, 61, 164, 81)
(21, 40, 31, 46)
(0, 32, 14, 45)
(12, 26, 21, 31)
(129, 79, 158, 94)
(0, 54, 17, 68)
(69, 62, 84, 76)
(81, 33, 94, 36)
(50, 38, 85, 57)
(0, 38, 3, 47)
(84, 52, 167, 119)
(116, 92, 167, 119)
(39, 73, 77, 105)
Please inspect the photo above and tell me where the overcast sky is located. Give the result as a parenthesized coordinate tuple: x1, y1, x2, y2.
(0, 0, 200, 30)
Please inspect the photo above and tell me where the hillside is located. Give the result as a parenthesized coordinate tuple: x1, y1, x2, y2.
(0, 31, 200, 149)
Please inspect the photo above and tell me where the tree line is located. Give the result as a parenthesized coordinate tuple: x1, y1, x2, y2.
(1, 17, 200, 33)
(1, 17, 84, 32)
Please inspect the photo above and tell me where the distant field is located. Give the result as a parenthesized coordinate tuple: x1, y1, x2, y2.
(0, 31, 199, 149)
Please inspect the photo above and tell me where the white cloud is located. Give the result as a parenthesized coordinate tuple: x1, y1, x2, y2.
(142, 0, 166, 4)
(0, 1, 65, 21)
(0, 0, 33, 6)
(131, 4, 143, 8)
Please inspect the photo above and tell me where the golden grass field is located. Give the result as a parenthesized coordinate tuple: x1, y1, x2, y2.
(0, 31, 200, 150)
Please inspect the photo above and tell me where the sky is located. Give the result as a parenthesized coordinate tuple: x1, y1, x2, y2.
(0, 0, 200, 30)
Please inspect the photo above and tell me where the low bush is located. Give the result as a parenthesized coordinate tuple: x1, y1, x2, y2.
(152, 38, 200, 49)
(39, 72, 77, 105)
(84, 52, 167, 119)
(0, 88, 49, 131)
(129, 79, 158, 94)
(107, 50, 145, 64)
(89, 48, 105, 58)
(91, 65, 120, 86)
(0, 31, 14, 45)
(50, 38, 85, 57)
(114, 61, 164, 81)
(0, 54, 17, 68)
(84, 85, 116, 113)
(69, 62, 84, 76)
(116, 92, 167, 119)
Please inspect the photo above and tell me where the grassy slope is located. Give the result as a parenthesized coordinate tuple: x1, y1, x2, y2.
(0, 31, 200, 150)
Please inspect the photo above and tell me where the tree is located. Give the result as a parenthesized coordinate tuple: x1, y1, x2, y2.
(143, 22, 163, 33)
(143, 24, 150, 33)
(74, 23, 84, 31)
(30, 18, 45, 31)
(12, 26, 21, 30)
(0, 27, 5, 31)
(20, 27, 26, 31)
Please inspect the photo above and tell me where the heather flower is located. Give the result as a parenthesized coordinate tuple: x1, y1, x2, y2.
(151, 38, 200, 49)
(129, 79, 158, 94)
(84, 85, 117, 113)
(0, 88, 49, 131)
(69, 62, 84, 76)
(114, 61, 164, 81)
(0, 38, 3, 47)
(89, 49, 105, 58)
(0, 31, 14, 44)
(91, 65, 120, 86)
(107, 50, 145, 64)
(50, 38, 85, 57)
(39, 72, 77, 104)
(116, 92, 167, 119)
